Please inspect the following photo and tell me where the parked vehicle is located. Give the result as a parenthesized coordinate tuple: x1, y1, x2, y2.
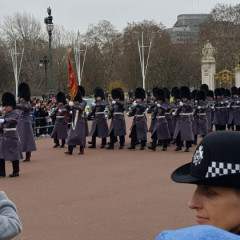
(84, 98, 95, 120)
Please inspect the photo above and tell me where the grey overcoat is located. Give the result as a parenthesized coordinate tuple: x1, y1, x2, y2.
(0, 111, 23, 161)
(89, 100, 108, 138)
(67, 100, 87, 146)
(173, 102, 194, 141)
(108, 101, 126, 136)
(16, 102, 36, 152)
(129, 102, 148, 141)
(51, 105, 68, 140)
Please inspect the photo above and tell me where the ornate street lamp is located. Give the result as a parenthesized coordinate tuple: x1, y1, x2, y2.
(39, 56, 49, 94)
(44, 7, 54, 97)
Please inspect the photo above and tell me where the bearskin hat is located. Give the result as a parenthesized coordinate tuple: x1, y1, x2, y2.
(207, 90, 214, 98)
(214, 88, 222, 97)
(2, 92, 16, 109)
(155, 88, 165, 101)
(152, 87, 160, 98)
(225, 89, 231, 97)
(171, 87, 178, 97)
(111, 88, 121, 99)
(200, 84, 209, 94)
(118, 88, 124, 101)
(195, 90, 206, 101)
(180, 86, 191, 99)
(94, 87, 100, 94)
(231, 86, 238, 96)
(78, 86, 85, 97)
(174, 89, 180, 99)
(94, 88, 105, 100)
(191, 89, 198, 100)
(221, 88, 226, 96)
(18, 82, 31, 101)
(74, 86, 83, 102)
(135, 87, 145, 101)
(56, 92, 66, 104)
(163, 88, 170, 100)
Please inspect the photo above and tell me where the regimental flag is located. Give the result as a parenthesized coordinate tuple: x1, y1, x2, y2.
(67, 50, 78, 101)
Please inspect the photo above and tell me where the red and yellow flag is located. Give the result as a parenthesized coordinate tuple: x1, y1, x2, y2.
(67, 50, 78, 101)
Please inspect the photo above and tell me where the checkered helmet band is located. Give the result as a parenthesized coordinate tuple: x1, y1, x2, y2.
(205, 161, 240, 178)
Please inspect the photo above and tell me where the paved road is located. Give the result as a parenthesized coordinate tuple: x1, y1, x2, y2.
(2, 118, 197, 240)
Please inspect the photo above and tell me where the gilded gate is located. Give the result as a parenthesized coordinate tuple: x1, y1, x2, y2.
(214, 70, 235, 89)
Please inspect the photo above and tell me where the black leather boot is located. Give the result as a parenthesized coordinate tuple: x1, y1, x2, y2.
(79, 146, 84, 155)
(10, 160, 19, 177)
(65, 145, 73, 155)
(148, 146, 156, 151)
(128, 145, 135, 150)
(140, 141, 146, 150)
(89, 137, 96, 148)
(0, 159, 5, 177)
(175, 146, 182, 151)
(100, 138, 106, 148)
(60, 140, 65, 148)
(23, 152, 31, 162)
(106, 145, 114, 150)
(185, 147, 190, 152)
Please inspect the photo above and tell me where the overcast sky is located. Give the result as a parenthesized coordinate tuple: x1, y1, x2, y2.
(1, 0, 240, 33)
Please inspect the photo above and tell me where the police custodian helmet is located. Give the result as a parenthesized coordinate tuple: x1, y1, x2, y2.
(171, 131, 240, 188)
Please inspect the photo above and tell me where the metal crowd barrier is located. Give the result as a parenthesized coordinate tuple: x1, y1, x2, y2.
(32, 117, 72, 139)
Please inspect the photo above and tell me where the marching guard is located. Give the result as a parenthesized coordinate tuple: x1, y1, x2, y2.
(106, 88, 126, 150)
(205, 89, 215, 133)
(148, 87, 159, 134)
(89, 88, 108, 149)
(78, 86, 89, 138)
(128, 87, 148, 150)
(163, 87, 174, 142)
(213, 88, 228, 131)
(228, 87, 240, 131)
(0, 92, 23, 177)
(16, 83, 36, 162)
(65, 86, 87, 155)
(194, 90, 209, 139)
(51, 92, 68, 148)
(173, 86, 194, 152)
(148, 88, 170, 151)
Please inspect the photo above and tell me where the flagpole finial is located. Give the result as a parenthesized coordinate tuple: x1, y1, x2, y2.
(67, 49, 71, 55)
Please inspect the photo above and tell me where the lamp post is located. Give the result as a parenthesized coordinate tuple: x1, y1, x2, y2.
(44, 7, 54, 97)
(39, 56, 49, 94)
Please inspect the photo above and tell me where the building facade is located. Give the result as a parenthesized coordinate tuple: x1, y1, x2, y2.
(167, 14, 210, 44)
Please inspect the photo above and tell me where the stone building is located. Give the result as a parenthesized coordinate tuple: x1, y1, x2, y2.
(167, 14, 210, 44)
